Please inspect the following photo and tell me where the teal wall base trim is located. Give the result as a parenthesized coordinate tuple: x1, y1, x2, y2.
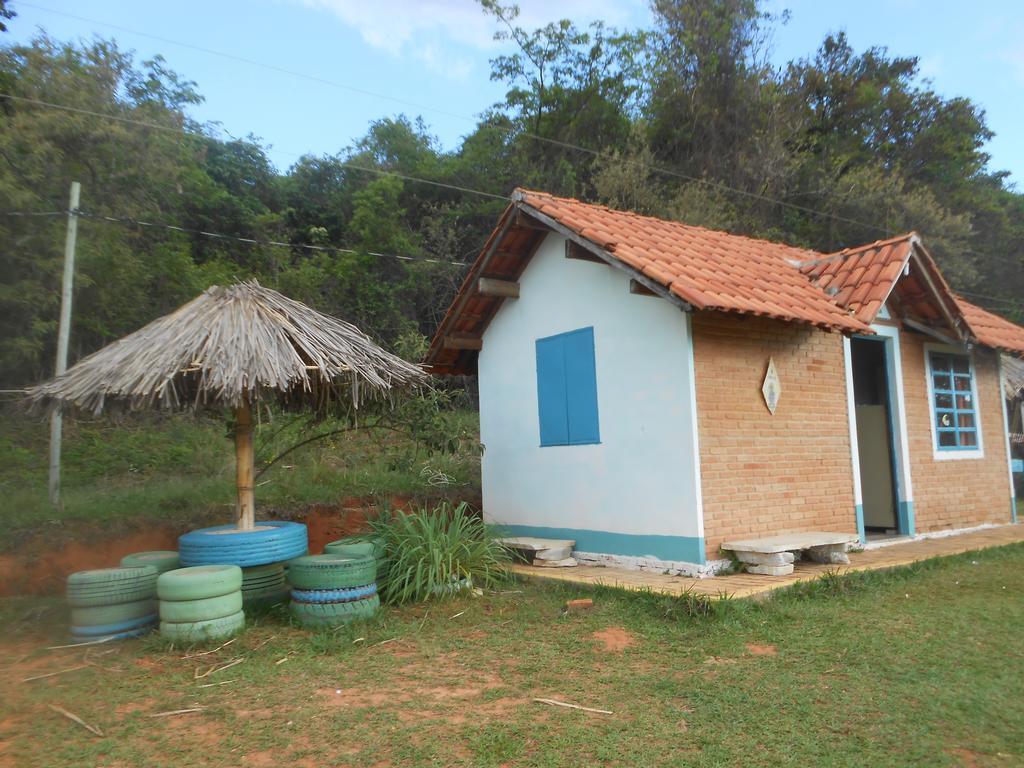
(494, 524, 705, 565)
(898, 500, 915, 536)
(1012, 496, 1018, 524)
(854, 504, 866, 545)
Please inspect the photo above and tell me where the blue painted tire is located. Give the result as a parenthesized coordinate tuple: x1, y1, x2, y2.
(68, 625, 155, 644)
(291, 584, 377, 604)
(178, 522, 308, 567)
(71, 613, 158, 638)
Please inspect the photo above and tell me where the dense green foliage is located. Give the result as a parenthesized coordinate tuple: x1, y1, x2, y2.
(1, 0, 1023, 388)
(371, 501, 511, 604)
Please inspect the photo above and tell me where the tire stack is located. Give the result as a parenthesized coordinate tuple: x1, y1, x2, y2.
(178, 522, 308, 568)
(157, 565, 245, 643)
(239, 563, 290, 609)
(120, 551, 180, 574)
(66, 566, 159, 642)
(289, 554, 380, 628)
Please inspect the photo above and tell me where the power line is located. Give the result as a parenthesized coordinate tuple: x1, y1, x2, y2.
(0, 93, 508, 202)
(13, 3, 893, 235)
(0, 208, 469, 266)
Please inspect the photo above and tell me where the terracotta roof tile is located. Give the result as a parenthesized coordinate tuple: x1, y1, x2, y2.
(799, 234, 916, 325)
(954, 296, 1024, 355)
(515, 190, 867, 333)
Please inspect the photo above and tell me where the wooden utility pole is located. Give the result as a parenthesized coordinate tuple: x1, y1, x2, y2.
(48, 181, 81, 510)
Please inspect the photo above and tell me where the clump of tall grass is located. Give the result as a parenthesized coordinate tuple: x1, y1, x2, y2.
(371, 501, 510, 605)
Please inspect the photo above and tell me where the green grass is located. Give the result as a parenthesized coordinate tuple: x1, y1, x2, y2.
(3, 544, 1024, 767)
(0, 408, 481, 546)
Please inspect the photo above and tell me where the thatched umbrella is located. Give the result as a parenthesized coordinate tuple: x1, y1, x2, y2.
(27, 280, 427, 529)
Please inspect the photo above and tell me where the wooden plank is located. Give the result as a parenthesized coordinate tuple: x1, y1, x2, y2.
(629, 279, 657, 297)
(477, 277, 520, 299)
(443, 334, 483, 351)
(565, 240, 606, 264)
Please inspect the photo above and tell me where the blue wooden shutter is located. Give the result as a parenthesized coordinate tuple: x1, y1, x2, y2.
(563, 328, 600, 444)
(536, 335, 569, 446)
(535, 327, 599, 447)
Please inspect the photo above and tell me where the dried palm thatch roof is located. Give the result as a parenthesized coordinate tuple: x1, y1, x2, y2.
(27, 281, 427, 414)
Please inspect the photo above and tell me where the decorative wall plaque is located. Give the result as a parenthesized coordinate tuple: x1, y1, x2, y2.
(762, 357, 781, 415)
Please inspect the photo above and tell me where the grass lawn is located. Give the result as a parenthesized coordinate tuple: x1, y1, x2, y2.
(0, 409, 481, 548)
(3, 544, 1023, 767)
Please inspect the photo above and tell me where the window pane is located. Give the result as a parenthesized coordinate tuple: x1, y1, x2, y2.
(953, 375, 972, 392)
(931, 354, 952, 373)
(951, 357, 970, 374)
(935, 393, 953, 409)
(938, 430, 957, 447)
(933, 374, 951, 392)
(936, 411, 954, 429)
(957, 413, 975, 429)
(960, 430, 977, 447)
(956, 393, 973, 409)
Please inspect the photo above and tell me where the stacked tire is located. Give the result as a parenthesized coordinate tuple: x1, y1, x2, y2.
(240, 563, 290, 609)
(323, 537, 385, 575)
(158, 565, 245, 643)
(289, 554, 379, 628)
(66, 566, 158, 642)
(178, 522, 308, 567)
(120, 551, 180, 574)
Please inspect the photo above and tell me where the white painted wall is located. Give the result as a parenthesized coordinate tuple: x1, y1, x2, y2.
(477, 233, 703, 549)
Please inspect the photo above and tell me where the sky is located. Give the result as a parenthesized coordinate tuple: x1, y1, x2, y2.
(6, 0, 1024, 185)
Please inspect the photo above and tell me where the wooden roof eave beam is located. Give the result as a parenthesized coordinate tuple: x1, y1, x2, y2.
(429, 208, 517, 361)
(908, 242, 968, 344)
(516, 204, 693, 313)
(903, 317, 962, 347)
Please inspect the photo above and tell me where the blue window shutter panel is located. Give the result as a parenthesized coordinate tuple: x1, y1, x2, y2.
(564, 328, 600, 444)
(536, 336, 569, 446)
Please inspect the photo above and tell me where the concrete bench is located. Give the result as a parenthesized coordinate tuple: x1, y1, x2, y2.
(722, 532, 860, 576)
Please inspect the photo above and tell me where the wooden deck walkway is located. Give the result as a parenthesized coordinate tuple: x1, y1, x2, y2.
(510, 523, 1024, 600)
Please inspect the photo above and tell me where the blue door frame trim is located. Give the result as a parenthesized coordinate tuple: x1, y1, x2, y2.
(853, 333, 914, 537)
(495, 524, 706, 565)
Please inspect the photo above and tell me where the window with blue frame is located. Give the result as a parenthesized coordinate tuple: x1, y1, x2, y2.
(928, 352, 978, 450)
(535, 327, 600, 446)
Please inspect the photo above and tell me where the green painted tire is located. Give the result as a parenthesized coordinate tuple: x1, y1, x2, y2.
(120, 551, 180, 574)
(287, 555, 376, 590)
(67, 567, 158, 607)
(159, 591, 243, 623)
(243, 585, 291, 609)
(290, 594, 380, 627)
(71, 599, 158, 628)
(67, 566, 158, 588)
(160, 610, 245, 643)
(242, 580, 289, 599)
(157, 565, 243, 601)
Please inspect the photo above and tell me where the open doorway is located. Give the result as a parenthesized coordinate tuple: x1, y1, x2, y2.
(851, 337, 901, 538)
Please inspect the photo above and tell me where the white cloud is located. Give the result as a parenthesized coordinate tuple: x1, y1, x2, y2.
(296, 0, 647, 78)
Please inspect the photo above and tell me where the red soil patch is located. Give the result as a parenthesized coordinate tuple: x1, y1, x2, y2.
(0, 527, 181, 597)
(745, 643, 778, 656)
(591, 626, 636, 653)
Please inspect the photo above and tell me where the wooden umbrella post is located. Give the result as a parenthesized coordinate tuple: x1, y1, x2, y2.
(234, 399, 256, 530)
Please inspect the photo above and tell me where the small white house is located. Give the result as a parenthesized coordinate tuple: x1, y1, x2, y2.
(427, 189, 1024, 576)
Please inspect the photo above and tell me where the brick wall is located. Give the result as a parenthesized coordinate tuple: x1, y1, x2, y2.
(692, 312, 858, 560)
(899, 331, 1012, 531)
